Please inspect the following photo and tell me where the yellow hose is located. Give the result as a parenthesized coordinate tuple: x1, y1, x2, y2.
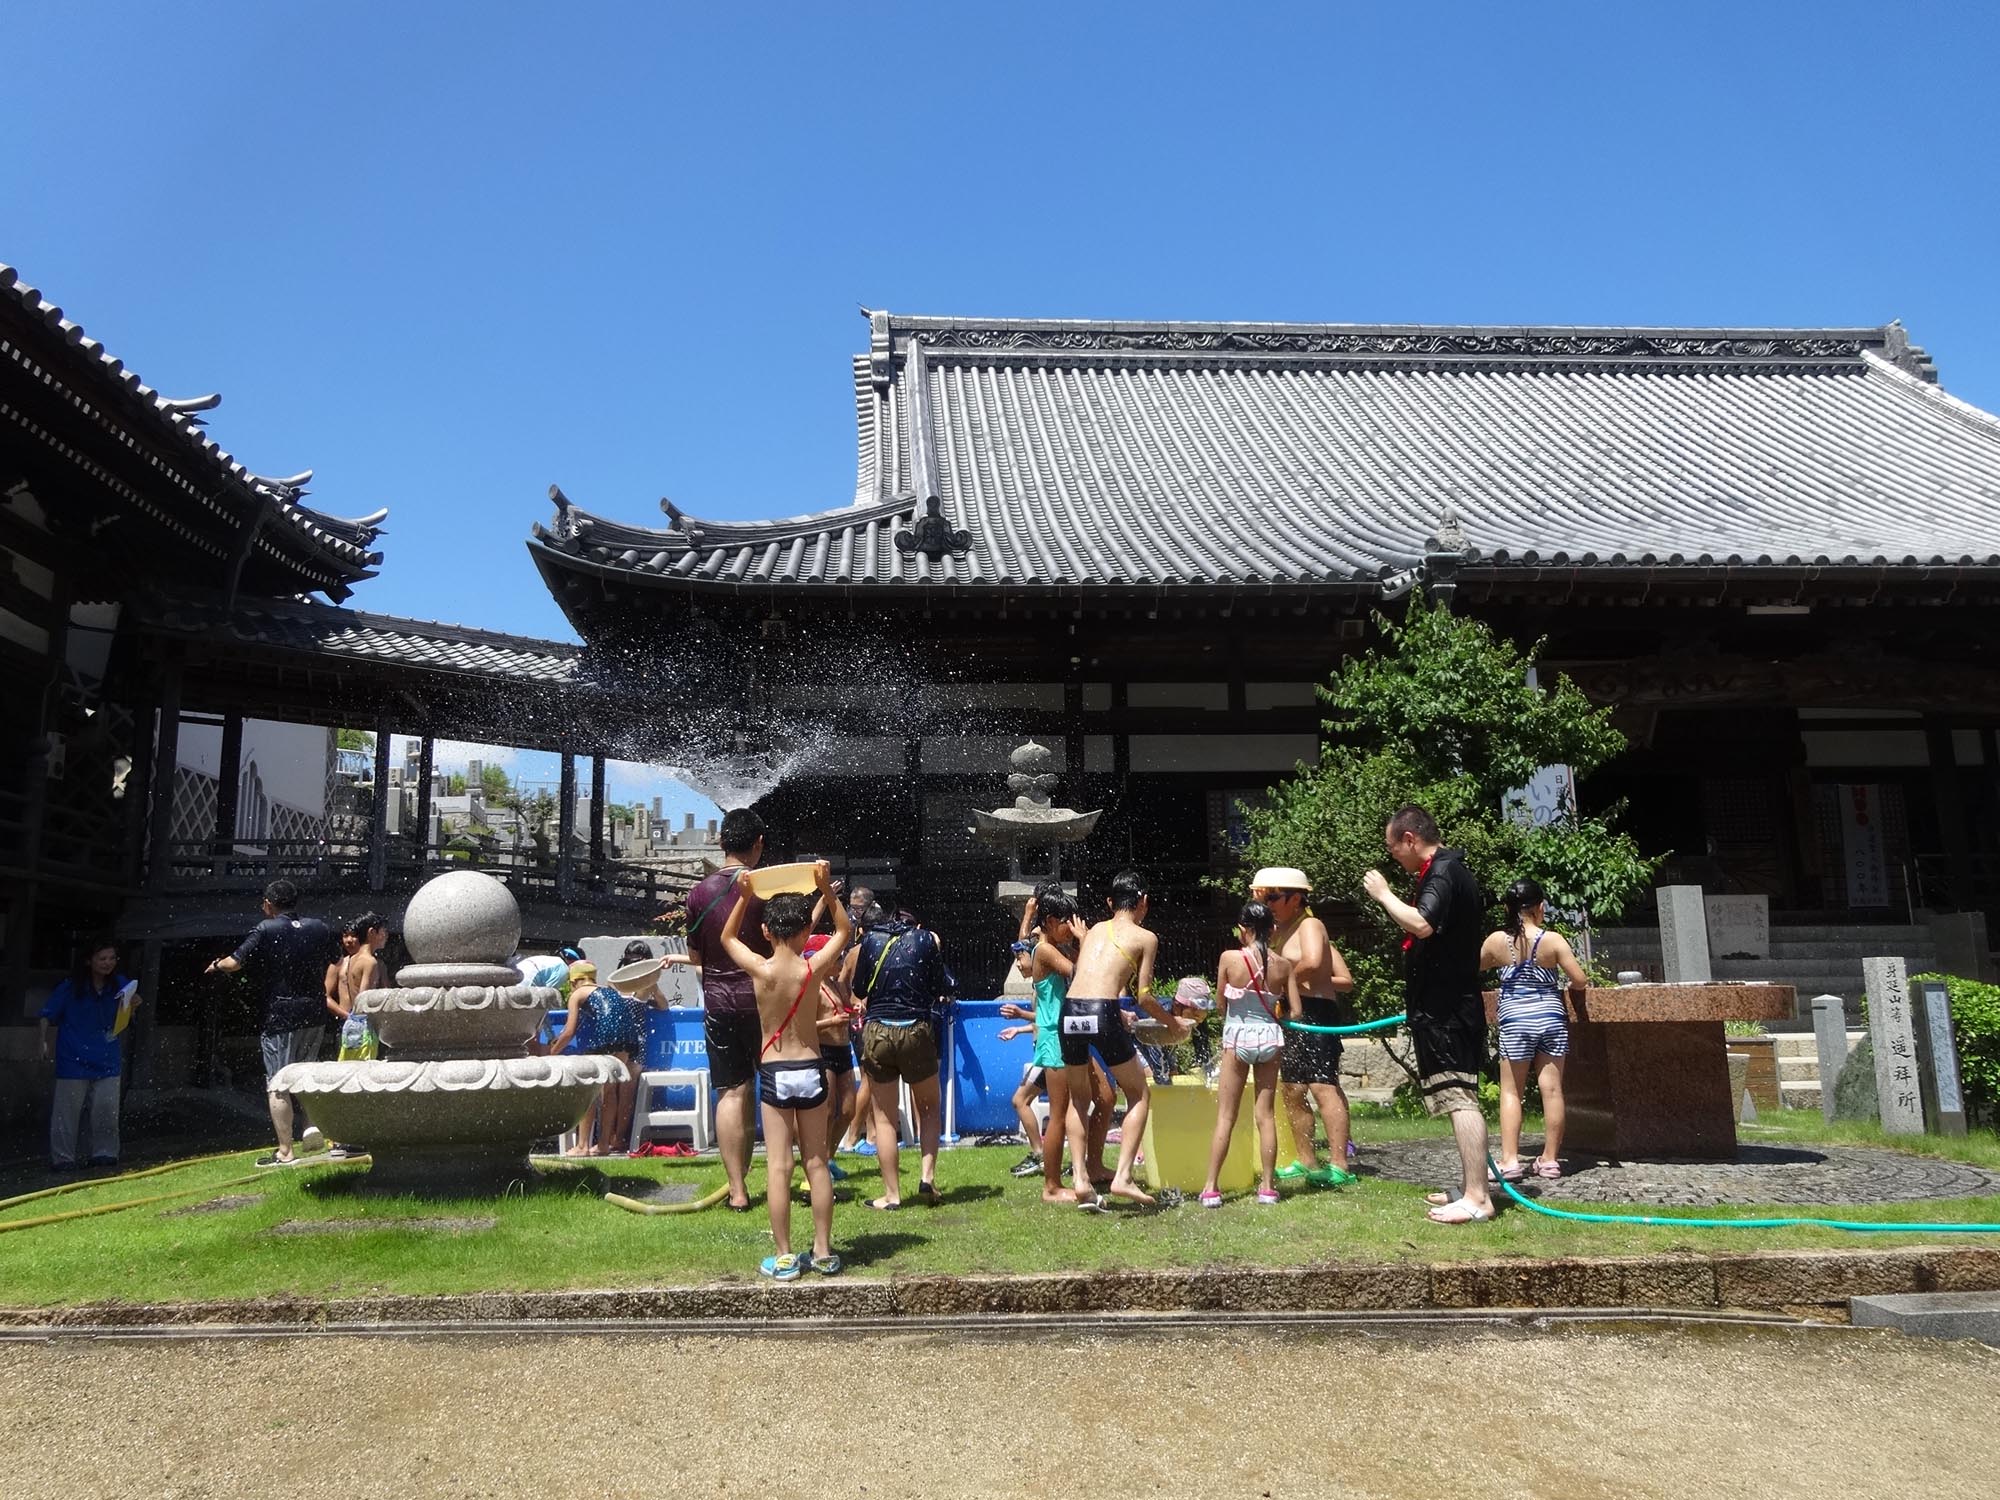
(0, 1149, 259, 1213)
(0, 1172, 268, 1234)
(604, 1184, 737, 1215)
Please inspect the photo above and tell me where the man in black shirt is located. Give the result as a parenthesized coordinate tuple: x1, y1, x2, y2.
(208, 878, 342, 1167)
(1362, 804, 1494, 1224)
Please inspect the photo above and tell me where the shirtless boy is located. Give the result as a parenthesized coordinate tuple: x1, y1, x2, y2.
(1058, 869, 1187, 1208)
(1255, 867, 1358, 1186)
(719, 860, 852, 1280)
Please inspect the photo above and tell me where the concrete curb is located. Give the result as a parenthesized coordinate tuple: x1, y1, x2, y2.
(3, 1245, 1998, 1329)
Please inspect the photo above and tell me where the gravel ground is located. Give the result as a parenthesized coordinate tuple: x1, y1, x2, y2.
(3, 1324, 1996, 1499)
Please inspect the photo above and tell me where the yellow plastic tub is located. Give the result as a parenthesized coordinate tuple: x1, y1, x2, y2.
(746, 862, 819, 898)
(1139, 1079, 1264, 1193)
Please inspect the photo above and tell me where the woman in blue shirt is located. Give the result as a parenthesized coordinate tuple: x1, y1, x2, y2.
(38, 938, 142, 1171)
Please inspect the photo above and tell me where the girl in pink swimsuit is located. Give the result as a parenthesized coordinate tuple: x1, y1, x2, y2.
(1200, 902, 1302, 1207)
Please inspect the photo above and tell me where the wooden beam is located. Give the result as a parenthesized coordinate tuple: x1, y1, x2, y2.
(367, 717, 391, 892)
(588, 753, 606, 866)
(212, 713, 243, 855)
(556, 751, 577, 903)
(144, 665, 182, 893)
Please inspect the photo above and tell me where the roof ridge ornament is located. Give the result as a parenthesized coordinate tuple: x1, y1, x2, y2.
(895, 494, 972, 560)
(1422, 506, 1468, 609)
(867, 307, 894, 390)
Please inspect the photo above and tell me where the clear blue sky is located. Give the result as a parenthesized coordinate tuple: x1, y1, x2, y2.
(9, 4, 1999, 809)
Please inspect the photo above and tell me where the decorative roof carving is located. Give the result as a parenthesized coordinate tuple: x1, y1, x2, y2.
(894, 494, 971, 560)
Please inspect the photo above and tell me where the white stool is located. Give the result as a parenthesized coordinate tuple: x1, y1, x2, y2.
(629, 1068, 714, 1152)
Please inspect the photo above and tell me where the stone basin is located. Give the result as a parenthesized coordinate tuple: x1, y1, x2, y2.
(270, 1054, 625, 1190)
(354, 984, 551, 1055)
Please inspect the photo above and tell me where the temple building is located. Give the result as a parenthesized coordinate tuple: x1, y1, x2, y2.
(7, 266, 2000, 1046)
(531, 311, 2000, 986)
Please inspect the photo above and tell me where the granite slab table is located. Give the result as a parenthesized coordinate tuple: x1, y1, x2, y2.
(1481, 983, 1797, 1159)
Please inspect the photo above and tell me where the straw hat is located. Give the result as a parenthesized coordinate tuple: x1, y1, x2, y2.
(1250, 866, 1312, 892)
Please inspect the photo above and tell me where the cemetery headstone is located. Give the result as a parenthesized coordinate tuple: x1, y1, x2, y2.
(1810, 993, 1849, 1124)
(1704, 895, 1770, 960)
(1863, 956, 1926, 1135)
(1914, 979, 1968, 1137)
(1658, 885, 1713, 983)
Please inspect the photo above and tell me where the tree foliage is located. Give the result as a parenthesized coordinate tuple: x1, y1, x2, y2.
(1238, 601, 1661, 1020)
(335, 728, 375, 751)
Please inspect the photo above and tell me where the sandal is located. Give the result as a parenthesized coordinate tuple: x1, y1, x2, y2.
(808, 1253, 843, 1276)
(1255, 1188, 1281, 1205)
(867, 1197, 901, 1212)
(917, 1180, 940, 1206)
(1487, 1161, 1528, 1184)
(759, 1254, 803, 1281)
(1426, 1198, 1494, 1225)
(1533, 1159, 1563, 1179)
(1198, 1189, 1224, 1209)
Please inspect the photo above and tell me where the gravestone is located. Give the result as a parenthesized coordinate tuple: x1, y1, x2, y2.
(1914, 979, 1969, 1137)
(1657, 885, 1713, 983)
(1863, 956, 1926, 1135)
(1704, 895, 1770, 960)
(1831, 1036, 1879, 1122)
(1810, 993, 1849, 1124)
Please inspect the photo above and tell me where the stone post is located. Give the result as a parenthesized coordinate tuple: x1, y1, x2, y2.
(1863, 956, 1925, 1135)
(1913, 978, 1968, 1137)
(1810, 993, 1849, 1124)
(1657, 885, 1712, 983)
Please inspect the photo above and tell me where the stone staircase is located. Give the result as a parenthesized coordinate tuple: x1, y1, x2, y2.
(1591, 922, 1940, 1029)
(1760, 1029, 1866, 1113)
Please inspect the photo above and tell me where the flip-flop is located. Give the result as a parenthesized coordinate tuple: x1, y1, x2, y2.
(1426, 1198, 1494, 1225)
(868, 1197, 901, 1212)
(1075, 1196, 1112, 1214)
(1425, 1190, 1453, 1207)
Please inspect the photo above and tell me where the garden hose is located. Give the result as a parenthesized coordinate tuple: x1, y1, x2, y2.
(1485, 1156, 2000, 1235)
(604, 1184, 736, 1215)
(0, 1148, 259, 1214)
(0, 1171, 268, 1234)
(1281, 1013, 1407, 1036)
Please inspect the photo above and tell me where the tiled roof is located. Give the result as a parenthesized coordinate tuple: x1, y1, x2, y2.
(0, 263, 383, 593)
(148, 596, 581, 684)
(531, 313, 2000, 602)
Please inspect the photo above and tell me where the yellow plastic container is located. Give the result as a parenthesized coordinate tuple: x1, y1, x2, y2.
(1139, 1079, 1263, 1193)
(746, 862, 819, 899)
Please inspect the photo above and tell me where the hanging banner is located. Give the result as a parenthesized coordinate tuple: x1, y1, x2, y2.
(1840, 782, 1890, 908)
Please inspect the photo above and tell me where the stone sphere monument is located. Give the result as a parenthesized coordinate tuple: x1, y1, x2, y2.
(271, 870, 624, 1190)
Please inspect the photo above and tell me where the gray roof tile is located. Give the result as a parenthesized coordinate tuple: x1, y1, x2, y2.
(531, 314, 2000, 596)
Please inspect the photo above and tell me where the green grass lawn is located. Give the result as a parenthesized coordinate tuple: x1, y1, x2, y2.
(2, 1111, 1997, 1308)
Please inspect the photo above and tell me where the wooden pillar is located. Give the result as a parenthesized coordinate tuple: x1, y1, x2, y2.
(144, 664, 183, 893)
(213, 712, 243, 855)
(556, 750, 577, 902)
(1925, 718, 1973, 911)
(589, 753, 607, 866)
(414, 735, 435, 867)
(366, 718, 391, 892)
(901, 737, 923, 879)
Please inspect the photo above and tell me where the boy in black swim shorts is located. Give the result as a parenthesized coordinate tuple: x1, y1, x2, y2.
(720, 861, 853, 1279)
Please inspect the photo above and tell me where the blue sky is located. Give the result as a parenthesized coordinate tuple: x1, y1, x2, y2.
(9, 4, 1999, 814)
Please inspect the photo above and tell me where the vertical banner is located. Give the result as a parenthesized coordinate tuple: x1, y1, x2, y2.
(1840, 782, 1890, 908)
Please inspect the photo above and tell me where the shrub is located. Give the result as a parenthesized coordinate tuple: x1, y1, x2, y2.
(1911, 972, 2000, 1126)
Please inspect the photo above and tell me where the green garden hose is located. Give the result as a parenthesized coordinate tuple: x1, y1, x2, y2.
(1486, 1157, 2000, 1234)
(0, 1149, 258, 1214)
(1281, 1013, 1407, 1036)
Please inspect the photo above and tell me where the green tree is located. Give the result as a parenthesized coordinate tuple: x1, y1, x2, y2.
(1238, 601, 1660, 1023)
(335, 728, 375, 751)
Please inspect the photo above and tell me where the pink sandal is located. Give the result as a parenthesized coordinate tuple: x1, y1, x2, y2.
(1255, 1188, 1281, 1205)
(1198, 1190, 1224, 1208)
(1533, 1159, 1562, 1180)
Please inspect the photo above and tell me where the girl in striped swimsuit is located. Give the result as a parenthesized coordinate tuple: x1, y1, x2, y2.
(1480, 878, 1590, 1181)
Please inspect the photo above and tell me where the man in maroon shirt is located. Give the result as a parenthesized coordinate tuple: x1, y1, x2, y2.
(677, 808, 772, 1210)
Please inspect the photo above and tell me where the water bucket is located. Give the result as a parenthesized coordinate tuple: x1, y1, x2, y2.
(607, 957, 665, 997)
(746, 862, 819, 899)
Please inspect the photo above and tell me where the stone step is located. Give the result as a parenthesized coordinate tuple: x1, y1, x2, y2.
(1778, 1056, 1821, 1080)
(1770, 1036, 1819, 1058)
(1779, 1080, 1823, 1109)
